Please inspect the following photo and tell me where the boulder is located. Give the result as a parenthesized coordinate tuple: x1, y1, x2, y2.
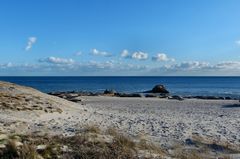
(104, 89, 116, 95)
(145, 94, 157, 98)
(66, 93, 79, 98)
(168, 95, 184, 101)
(116, 93, 142, 97)
(194, 96, 223, 100)
(151, 85, 169, 93)
(225, 97, 232, 100)
(185, 138, 195, 145)
(68, 96, 82, 103)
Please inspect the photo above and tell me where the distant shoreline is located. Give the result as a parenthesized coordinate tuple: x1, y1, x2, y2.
(48, 90, 240, 101)
(0, 76, 240, 98)
(1, 75, 240, 77)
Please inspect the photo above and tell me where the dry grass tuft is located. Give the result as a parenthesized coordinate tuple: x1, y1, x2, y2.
(0, 127, 166, 159)
(1, 128, 238, 159)
(19, 144, 39, 159)
(83, 124, 101, 134)
(0, 140, 18, 158)
(106, 127, 118, 136)
(138, 138, 165, 156)
(174, 149, 204, 159)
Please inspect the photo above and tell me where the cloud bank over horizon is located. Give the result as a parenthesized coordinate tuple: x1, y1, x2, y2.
(1, 53, 240, 76)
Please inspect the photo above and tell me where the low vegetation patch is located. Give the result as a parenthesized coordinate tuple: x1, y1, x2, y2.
(0, 92, 62, 113)
(0, 127, 166, 159)
(0, 128, 239, 159)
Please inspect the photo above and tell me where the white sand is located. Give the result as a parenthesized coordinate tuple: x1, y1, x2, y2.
(1, 81, 240, 151)
(81, 97, 240, 148)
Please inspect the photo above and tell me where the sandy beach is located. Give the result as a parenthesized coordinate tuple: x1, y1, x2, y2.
(1, 81, 240, 158)
(81, 96, 240, 147)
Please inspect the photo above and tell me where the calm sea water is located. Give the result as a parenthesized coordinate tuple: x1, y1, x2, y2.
(0, 76, 240, 98)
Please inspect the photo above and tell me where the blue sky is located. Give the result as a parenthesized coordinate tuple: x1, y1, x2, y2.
(0, 0, 240, 76)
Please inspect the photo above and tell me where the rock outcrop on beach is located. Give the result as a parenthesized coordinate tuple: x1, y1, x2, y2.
(143, 84, 169, 94)
(48, 87, 236, 101)
(151, 84, 169, 93)
(103, 89, 116, 95)
(168, 95, 184, 101)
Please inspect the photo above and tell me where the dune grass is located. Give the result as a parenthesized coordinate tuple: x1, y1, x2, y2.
(0, 127, 166, 159)
(0, 127, 239, 159)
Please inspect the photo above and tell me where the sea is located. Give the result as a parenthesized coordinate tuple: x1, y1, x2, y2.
(0, 76, 240, 98)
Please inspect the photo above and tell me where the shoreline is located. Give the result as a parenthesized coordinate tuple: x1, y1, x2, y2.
(48, 90, 240, 101)
(1, 76, 240, 99)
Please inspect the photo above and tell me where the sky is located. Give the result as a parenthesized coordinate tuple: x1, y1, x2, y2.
(0, 0, 240, 76)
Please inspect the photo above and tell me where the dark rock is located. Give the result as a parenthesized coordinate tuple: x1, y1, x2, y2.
(35, 123, 44, 127)
(68, 96, 82, 103)
(193, 96, 223, 100)
(185, 138, 195, 145)
(145, 94, 157, 98)
(48, 91, 101, 98)
(116, 93, 142, 97)
(114, 93, 120, 96)
(104, 89, 116, 94)
(144, 84, 169, 94)
(208, 143, 225, 152)
(65, 128, 75, 133)
(48, 92, 64, 96)
(69, 91, 77, 93)
(151, 84, 169, 93)
(80, 92, 96, 96)
(225, 97, 232, 100)
(168, 95, 184, 101)
(65, 93, 79, 98)
(159, 95, 169, 98)
(183, 96, 193, 99)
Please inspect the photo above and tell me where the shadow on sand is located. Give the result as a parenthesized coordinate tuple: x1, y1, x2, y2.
(222, 104, 240, 108)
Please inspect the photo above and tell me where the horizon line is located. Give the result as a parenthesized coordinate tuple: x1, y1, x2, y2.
(0, 75, 240, 77)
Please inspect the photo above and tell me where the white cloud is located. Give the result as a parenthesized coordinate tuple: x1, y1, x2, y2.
(235, 40, 240, 46)
(88, 60, 115, 69)
(121, 50, 148, 60)
(132, 51, 148, 60)
(91, 49, 111, 57)
(85, 60, 147, 72)
(152, 53, 175, 62)
(214, 61, 240, 70)
(38, 56, 75, 65)
(166, 61, 211, 71)
(147, 60, 240, 75)
(156, 60, 240, 73)
(25, 37, 37, 51)
(121, 49, 129, 58)
(2, 59, 240, 76)
(0, 62, 13, 69)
